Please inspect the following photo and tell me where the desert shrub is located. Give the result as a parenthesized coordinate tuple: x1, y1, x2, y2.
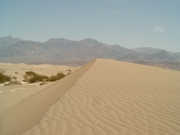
(23, 71, 35, 82)
(13, 76, 17, 80)
(23, 71, 49, 83)
(48, 72, 65, 82)
(66, 69, 72, 75)
(23, 71, 66, 83)
(40, 82, 47, 85)
(0, 71, 12, 83)
(28, 75, 49, 83)
(4, 81, 22, 86)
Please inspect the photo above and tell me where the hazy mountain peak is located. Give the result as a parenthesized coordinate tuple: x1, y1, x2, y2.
(0, 36, 179, 65)
(144, 49, 177, 62)
(81, 38, 99, 43)
(157, 50, 169, 55)
(45, 38, 74, 44)
(6, 35, 12, 39)
(0, 36, 23, 47)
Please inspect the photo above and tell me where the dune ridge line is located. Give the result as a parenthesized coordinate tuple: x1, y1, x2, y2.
(23, 59, 180, 135)
(0, 59, 96, 135)
(1, 59, 180, 135)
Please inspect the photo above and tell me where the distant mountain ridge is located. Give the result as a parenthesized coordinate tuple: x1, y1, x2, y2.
(133, 47, 163, 54)
(0, 36, 180, 68)
(0, 36, 23, 47)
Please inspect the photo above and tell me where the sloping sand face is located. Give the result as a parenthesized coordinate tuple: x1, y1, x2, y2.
(0, 62, 77, 113)
(1, 59, 180, 135)
(0, 60, 95, 135)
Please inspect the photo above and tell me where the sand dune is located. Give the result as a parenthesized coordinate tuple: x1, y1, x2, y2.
(1, 59, 180, 135)
(0, 62, 76, 82)
(0, 60, 94, 135)
(0, 63, 76, 114)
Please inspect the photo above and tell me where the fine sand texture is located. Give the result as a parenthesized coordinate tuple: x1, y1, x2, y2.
(0, 63, 76, 113)
(1, 59, 180, 135)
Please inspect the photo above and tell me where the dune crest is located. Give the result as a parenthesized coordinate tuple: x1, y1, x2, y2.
(1, 59, 180, 135)
(0, 59, 96, 135)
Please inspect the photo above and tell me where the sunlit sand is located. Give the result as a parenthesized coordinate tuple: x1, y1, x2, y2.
(0, 59, 180, 135)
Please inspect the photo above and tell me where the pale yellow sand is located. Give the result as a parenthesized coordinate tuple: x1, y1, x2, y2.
(1, 59, 180, 135)
(0, 63, 76, 113)
(0, 83, 54, 113)
(0, 62, 77, 82)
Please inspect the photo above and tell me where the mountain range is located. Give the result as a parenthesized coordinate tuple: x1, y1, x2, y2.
(0, 36, 180, 70)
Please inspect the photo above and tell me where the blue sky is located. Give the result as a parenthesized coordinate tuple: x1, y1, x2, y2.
(0, 0, 180, 52)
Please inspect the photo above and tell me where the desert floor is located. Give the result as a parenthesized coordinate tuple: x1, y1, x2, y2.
(0, 59, 180, 135)
(0, 63, 77, 113)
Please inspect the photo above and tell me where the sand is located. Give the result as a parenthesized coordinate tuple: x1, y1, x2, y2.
(0, 63, 77, 113)
(1, 59, 180, 135)
(0, 62, 76, 82)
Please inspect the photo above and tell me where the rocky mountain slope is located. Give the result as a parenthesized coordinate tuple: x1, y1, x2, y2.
(0, 36, 179, 67)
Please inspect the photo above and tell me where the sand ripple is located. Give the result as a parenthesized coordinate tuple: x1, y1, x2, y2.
(23, 59, 180, 135)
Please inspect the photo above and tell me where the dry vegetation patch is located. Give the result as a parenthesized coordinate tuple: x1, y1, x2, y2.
(4, 81, 22, 86)
(23, 71, 66, 83)
(0, 70, 12, 83)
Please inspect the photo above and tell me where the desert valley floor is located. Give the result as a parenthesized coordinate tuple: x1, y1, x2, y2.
(0, 59, 180, 135)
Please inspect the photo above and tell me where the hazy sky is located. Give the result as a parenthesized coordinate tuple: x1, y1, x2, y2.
(0, 0, 180, 52)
